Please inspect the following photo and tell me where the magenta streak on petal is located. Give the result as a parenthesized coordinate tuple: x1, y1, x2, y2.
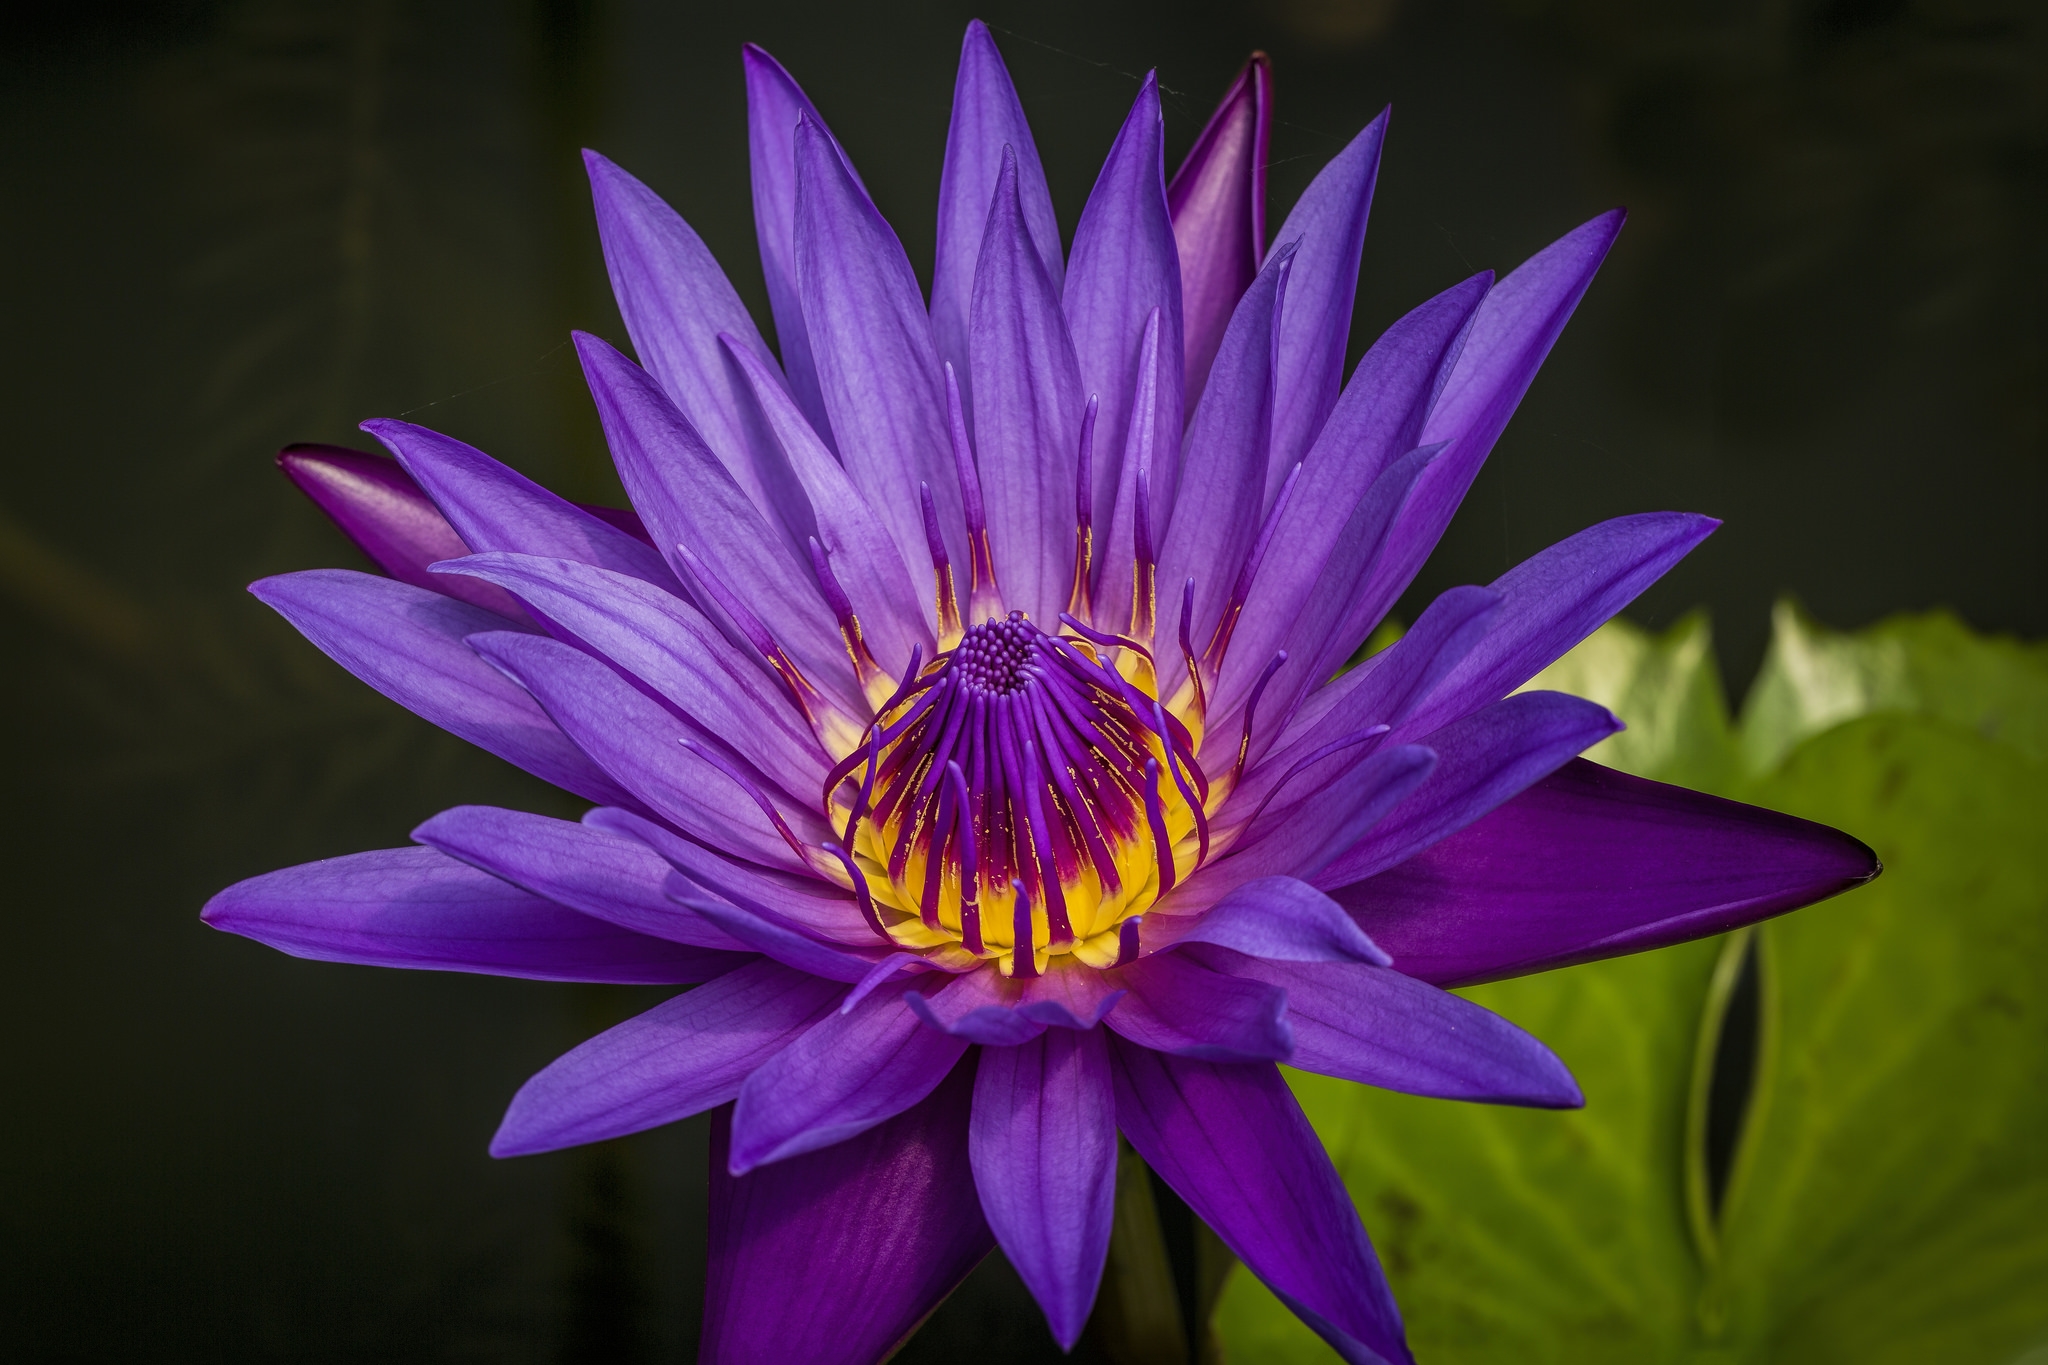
(682, 736, 815, 867)
(1169, 52, 1271, 412)
(1175, 576, 1208, 719)
(807, 536, 885, 687)
(944, 361, 1004, 623)
(1070, 393, 1099, 620)
(1231, 650, 1288, 789)
(1204, 460, 1301, 675)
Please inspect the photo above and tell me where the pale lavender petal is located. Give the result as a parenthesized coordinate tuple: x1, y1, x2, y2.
(361, 418, 678, 592)
(1208, 948, 1582, 1106)
(970, 1027, 1116, 1349)
(794, 113, 966, 607)
(411, 804, 751, 951)
(971, 147, 1088, 625)
(201, 846, 726, 984)
(1335, 758, 1881, 987)
(1314, 691, 1622, 888)
(583, 150, 815, 546)
(490, 959, 843, 1156)
(1104, 950, 1292, 1062)
(1169, 53, 1271, 410)
(250, 570, 636, 810)
(1067, 73, 1184, 570)
(1144, 876, 1388, 965)
(729, 987, 971, 1171)
(934, 19, 1063, 425)
(468, 630, 827, 872)
(703, 1062, 991, 1365)
(1109, 1040, 1412, 1365)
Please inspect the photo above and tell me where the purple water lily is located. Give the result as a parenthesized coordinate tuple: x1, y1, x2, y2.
(209, 24, 1876, 1365)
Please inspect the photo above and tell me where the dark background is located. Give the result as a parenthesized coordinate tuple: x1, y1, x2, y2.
(1, 0, 2039, 1359)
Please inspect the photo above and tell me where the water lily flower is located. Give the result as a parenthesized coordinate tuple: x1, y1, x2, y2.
(208, 23, 1877, 1365)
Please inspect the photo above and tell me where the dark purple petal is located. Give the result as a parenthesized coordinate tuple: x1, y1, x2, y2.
(1356, 212, 1625, 618)
(1394, 513, 1720, 739)
(1314, 691, 1622, 888)
(468, 630, 827, 872)
(1169, 53, 1271, 410)
(1206, 948, 1582, 1107)
(729, 988, 971, 1172)
(1108, 1040, 1412, 1365)
(934, 19, 1063, 426)
(361, 418, 678, 592)
(1335, 757, 1881, 988)
(702, 1061, 992, 1365)
(1145, 876, 1388, 965)
(970, 1027, 1117, 1349)
(1265, 110, 1388, 489)
(1105, 951, 1292, 1062)
(583, 151, 816, 546)
(202, 846, 728, 984)
(491, 960, 843, 1156)
(276, 443, 529, 619)
(971, 147, 1088, 625)
(249, 570, 636, 809)
(743, 43, 855, 441)
(1067, 74, 1185, 584)
(794, 113, 966, 611)
(411, 804, 751, 952)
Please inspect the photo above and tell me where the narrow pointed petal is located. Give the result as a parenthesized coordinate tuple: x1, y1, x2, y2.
(1357, 211, 1626, 617)
(1211, 948, 1583, 1106)
(971, 147, 1087, 624)
(970, 1027, 1116, 1349)
(729, 988, 970, 1172)
(1314, 691, 1623, 888)
(1213, 743, 1438, 890)
(1066, 74, 1184, 553)
(1109, 1041, 1413, 1365)
(1395, 513, 1720, 739)
(411, 804, 752, 952)
(794, 114, 965, 603)
(491, 960, 842, 1156)
(584, 150, 815, 546)
(1336, 757, 1882, 987)
(201, 846, 727, 984)
(1170, 53, 1272, 409)
(743, 43, 856, 440)
(361, 418, 678, 591)
(1265, 109, 1388, 489)
(678, 883, 902, 984)
(703, 1063, 992, 1365)
(1146, 876, 1388, 965)
(934, 19, 1063, 423)
(469, 630, 827, 872)
(277, 443, 528, 619)
(1105, 951, 1292, 1062)
(249, 570, 636, 810)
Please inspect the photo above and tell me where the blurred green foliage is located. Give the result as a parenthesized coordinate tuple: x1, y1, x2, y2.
(1213, 604, 2048, 1362)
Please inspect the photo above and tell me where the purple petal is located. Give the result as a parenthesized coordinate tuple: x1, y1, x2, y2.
(490, 959, 843, 1156)
(934, 19, 1063, 426)
(1104, 951, 1292, 1062)
(1169, 53, 1271, 410)
(970, 1027, 1116, 1348)
(1013, 965, 1128, 1030)
(1357, 212, 1626, 618)
(971, 146, 1088, 625)
(411, 804, 751, 952)
(1394, 513, 1720, 739)
(703, 1062, 991, 1365)
(249, 570, 636, 809)
(1094, 306, 1177, 617)
(468, 630, 827, 872)
(583, 150, 816, 546)
(729, 988, 970, 1172)
(1067, 73, 1185, 580)
(1314, 691, 1622, 888)
(673, 874, 896, 985)
(1108, 1040, 1412, 1365)
(360, 418, 678, 592)
(202, 846, 727, 984)
(276, 443, 529, 619)
(1265, 110, 1389, 490)
(1336, 757, 1881, 988)
(906, 968, 1049, 1046)
(1206, 947, 1582, 1106)
(794, 112, 965, 611)
(1209, 743, 1439, 891)
(1145, 876, 1389, 965)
